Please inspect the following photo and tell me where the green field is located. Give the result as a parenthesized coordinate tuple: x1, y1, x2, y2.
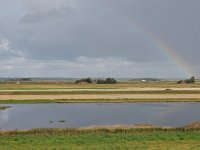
(0, 128, 200, 150)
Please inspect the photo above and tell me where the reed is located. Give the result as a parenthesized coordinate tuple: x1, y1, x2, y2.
(1, 128, 200, 136)
(0, 106, 11, 109)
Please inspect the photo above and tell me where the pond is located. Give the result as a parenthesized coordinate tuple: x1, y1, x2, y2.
(0, 103, 200, 130)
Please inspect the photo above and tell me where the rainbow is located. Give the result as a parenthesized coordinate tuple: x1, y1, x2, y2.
(130, 20, 195, 78)
(147, 31, 193, 77)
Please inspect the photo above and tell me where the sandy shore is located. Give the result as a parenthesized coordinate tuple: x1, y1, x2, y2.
(0, 94, 200, 100)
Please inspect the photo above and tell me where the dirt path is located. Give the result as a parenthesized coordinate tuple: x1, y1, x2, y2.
(1, 88, 200, 92)
(0, 94, 200, 100)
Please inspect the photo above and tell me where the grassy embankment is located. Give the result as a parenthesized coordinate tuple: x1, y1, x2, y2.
(1, 98, 200, 104)
(0, 128, 200, 149)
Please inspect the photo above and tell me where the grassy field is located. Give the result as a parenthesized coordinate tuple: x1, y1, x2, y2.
(0, 128, 200, 149)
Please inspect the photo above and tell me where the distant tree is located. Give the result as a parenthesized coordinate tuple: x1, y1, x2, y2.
(177, 80, 184, 84)
(105, 78, 117, 84)
(75, 77, 93, 84)
(96, 79, 104, 84)
(97, 78, 117, 84)
(184, 76, 195, 84)
(85, 77, 92, 84)
(190, 76, 195, 83)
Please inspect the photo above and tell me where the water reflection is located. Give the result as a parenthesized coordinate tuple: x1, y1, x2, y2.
(0, 109, 9, 128)
(0, 103, 199, 130)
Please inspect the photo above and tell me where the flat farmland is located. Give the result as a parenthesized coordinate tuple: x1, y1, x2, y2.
(0, 81, 200, 102)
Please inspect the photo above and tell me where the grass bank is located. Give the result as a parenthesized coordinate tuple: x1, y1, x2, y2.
(1, 128, 200, 149)
(0, 98, 200, 104)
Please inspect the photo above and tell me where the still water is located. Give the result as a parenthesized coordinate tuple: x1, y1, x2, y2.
(0, 103, 200, 130)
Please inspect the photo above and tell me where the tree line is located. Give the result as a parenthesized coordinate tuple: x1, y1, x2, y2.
(75, 77, 117, 84)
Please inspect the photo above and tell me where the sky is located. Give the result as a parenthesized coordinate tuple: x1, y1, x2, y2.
(0, 0, 199, 78)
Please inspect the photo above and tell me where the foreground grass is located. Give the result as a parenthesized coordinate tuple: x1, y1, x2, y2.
(1, 128, 200, 149)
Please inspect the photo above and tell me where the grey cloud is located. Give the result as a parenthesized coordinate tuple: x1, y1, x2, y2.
(17, 0, 165, 62)
(110, 0, 200, 65)
(0, 0, 199, 77)
(19, 6, 72, 23)
(0, 38, 24, 60)
(0, 56, 184, 78)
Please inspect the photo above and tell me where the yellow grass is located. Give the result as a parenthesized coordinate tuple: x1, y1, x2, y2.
(1, 81, 200, 89)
